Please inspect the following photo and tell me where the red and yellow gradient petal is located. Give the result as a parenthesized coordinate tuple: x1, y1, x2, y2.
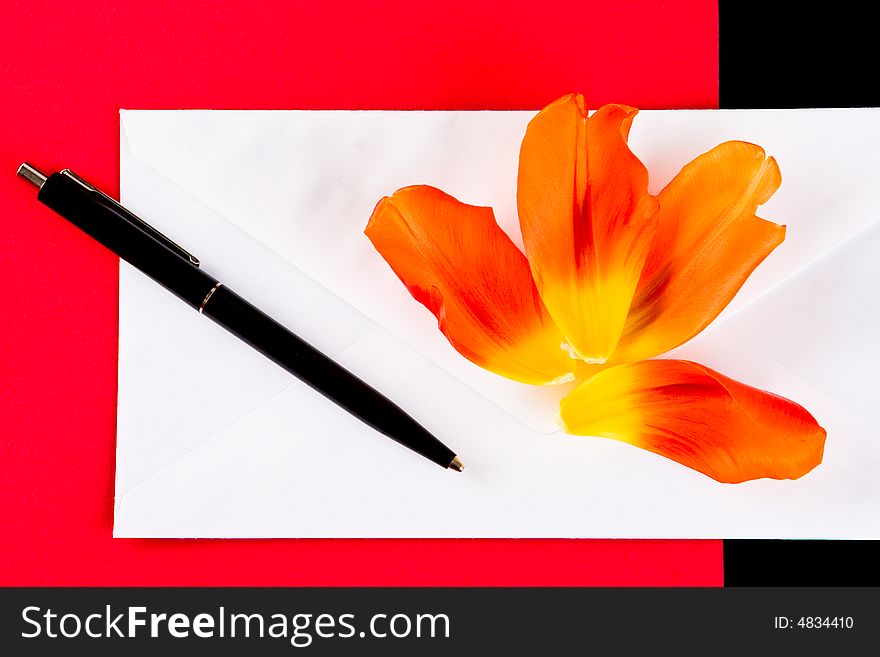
(614, 141, 785, 362)
(517, 94, 658, 364)
(560, 360, 826, 483)
(365, 185, 577, 385)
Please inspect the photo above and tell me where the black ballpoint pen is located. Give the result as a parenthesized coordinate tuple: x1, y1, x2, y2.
(17, 162, 464, 472)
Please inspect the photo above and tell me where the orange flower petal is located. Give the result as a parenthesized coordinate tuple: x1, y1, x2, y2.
(365, 185, 577, 385)
(517, 94, 658, 364)
(614, 141, 785, 362)
(560, 360, 826, 483)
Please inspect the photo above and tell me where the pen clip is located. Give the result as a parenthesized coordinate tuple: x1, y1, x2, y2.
(60, 169, 201, 267)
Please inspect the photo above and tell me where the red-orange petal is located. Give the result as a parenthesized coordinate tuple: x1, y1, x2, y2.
(560, 359, 826, 483)
(365, 185, 577, 385)
(517, 94, 658, 364)
(614, 141, 785, 362)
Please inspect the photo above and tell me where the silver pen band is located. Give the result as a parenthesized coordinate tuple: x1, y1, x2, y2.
(198, 282, 223, 314)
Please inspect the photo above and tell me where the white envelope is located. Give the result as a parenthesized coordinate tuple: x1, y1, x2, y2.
(114, 108, 880, 538)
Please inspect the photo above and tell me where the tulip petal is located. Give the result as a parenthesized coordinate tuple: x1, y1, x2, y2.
(560, 359, 826, 483)
(517, 94, 658, 364)
(614, 141, 785, 362)
(365, 185, 577, 385)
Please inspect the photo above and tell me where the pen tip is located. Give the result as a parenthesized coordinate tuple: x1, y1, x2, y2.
(448, 456, 464, 472)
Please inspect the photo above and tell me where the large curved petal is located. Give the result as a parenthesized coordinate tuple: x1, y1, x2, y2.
(517, 94, 658, 364)
(365, 185, 577, 385)
(560, 359, 826, 483)
(614, 141, 785, 362)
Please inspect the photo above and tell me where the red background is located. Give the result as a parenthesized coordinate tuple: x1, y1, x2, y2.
(0, 0, 721, 585)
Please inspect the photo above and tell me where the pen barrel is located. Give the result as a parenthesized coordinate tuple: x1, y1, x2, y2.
(35, 171, 457, 469)
(38, 173, 218, 309)
(202, 285, 457, 469)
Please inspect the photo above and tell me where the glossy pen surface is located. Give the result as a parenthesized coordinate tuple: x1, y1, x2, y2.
(19, 164, 463, 471)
